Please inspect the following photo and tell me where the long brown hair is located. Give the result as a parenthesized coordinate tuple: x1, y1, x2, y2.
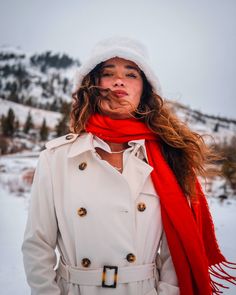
(70, 63, 217, 198)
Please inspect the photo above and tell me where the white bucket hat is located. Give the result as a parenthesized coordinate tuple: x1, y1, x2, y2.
(73, 36, 162, 96)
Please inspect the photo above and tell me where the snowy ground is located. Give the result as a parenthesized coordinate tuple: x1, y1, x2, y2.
(0, 153, 236, 295)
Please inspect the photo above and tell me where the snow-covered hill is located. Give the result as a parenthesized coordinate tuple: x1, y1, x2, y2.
(0, 46, 80, 110)
(0, 98, 61, 129)
(169, 100, 236, 144)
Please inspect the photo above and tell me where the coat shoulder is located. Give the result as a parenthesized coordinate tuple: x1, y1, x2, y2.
(45, 133, 79, 150)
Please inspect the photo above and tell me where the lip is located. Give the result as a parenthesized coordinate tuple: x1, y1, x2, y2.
(112, 90, 128, 97)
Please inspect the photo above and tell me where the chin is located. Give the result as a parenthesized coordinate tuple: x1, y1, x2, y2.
(99, 101, 136, 120)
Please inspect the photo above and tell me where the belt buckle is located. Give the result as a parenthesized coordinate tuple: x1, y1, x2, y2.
(102, 265, 118, 288)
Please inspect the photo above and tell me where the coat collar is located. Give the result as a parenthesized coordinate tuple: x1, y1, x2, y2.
(67, 132, 148, 160)
(67, 133, 95, 158)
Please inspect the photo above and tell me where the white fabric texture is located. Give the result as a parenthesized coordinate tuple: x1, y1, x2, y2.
(22, 133, 179, 295)
(73, 36, 163, 96)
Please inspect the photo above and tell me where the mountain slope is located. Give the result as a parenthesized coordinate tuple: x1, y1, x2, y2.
(0, 46, 80, 110)
(0, 98, 61, 129)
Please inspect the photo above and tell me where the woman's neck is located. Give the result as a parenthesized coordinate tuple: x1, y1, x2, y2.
(105, 141, 129, 153)
(95, 141, 128, 173)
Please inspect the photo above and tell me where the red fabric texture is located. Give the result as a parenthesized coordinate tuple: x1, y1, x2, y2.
(85, 113, 236, 295)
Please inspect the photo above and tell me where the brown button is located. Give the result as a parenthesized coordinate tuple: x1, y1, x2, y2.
(78, 162, 87, 170)
(65, 134, 74, 140)
(81, 258, 91, 267)
(77, 207, 87, 217)
(126, 253, 136, 263)
(137, 202, 146, 212)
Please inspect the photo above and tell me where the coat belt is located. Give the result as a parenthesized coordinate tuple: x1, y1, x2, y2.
(57, 259, 157, 287)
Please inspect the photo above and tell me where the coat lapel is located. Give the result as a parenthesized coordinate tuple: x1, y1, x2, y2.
(122, 154, 154, 201)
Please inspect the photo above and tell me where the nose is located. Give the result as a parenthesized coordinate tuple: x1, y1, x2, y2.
(113, 77, 124, 87)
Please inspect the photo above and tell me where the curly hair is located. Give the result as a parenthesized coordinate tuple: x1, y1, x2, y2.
(70, 63, 217, 198)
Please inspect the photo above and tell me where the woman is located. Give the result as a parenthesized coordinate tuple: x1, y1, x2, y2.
(22, 37, 236, 295)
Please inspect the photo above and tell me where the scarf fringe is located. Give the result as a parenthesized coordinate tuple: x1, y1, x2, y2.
(209, 261, 236, 294)
(210, 280, 225, 294)
(221, 260, 236, 269)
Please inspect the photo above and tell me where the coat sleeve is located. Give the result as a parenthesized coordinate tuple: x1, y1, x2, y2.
(22, 150, 60, 295)
(156, 231, 180, 295)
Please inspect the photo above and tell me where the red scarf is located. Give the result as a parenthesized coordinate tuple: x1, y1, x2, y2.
(86, 113, 236, 295)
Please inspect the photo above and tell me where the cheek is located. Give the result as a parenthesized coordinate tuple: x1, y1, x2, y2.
(99, 78, 110, 88)
(132, 82, 143, 103)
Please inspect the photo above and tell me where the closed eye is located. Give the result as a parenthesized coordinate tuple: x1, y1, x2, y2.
(100, 72, 138, 78)
(100, 72, 113, 77)
(126, 73, 137, 78)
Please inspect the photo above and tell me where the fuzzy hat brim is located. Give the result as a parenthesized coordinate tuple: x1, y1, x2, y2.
(73, 37, 162, 96)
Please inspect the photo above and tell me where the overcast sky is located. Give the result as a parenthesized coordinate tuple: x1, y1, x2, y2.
(0, 0, 235, 118)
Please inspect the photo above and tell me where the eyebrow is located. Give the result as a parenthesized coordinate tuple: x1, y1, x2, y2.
(101, 64, 140, 73)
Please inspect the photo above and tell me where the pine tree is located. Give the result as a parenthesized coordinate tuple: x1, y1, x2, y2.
(220, 136, 236, 191)
(1, 108, 16, 137)
(55, 116, 69, 137)
(23, 111, 34, 134)
(40, 118, 49, 141)
(15, 119, 20, 132)
(60, 101, 71, 116)
(55, 101, 71, 137)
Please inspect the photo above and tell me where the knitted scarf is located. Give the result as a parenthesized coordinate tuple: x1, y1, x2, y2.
(86, 113, 236, 295)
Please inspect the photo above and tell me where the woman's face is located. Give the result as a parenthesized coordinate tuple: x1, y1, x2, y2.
(98, 57, 143, 119)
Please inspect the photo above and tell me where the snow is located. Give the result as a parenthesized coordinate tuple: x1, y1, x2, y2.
(0, 153, 236, 294)
(0, 45, 25, 55)
(0, 47, 79, 111)
(0, 98, 61, 129)
(171, 102, 236, 144)
(0, 187, 29, 295)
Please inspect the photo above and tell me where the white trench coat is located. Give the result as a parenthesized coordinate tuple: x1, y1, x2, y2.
(22, 132, 180, 295)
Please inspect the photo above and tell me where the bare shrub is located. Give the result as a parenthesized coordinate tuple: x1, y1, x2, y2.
(22, 168, 35, 185)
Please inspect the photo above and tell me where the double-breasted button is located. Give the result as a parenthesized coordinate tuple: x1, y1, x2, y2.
(65, 134, 74, 140)
(126, 253, 136, 263)
(81, 258, 91, 267)
(77, 207, 87, 217)
(78, 162, 87, 170)
(137, 202, 146, 212)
